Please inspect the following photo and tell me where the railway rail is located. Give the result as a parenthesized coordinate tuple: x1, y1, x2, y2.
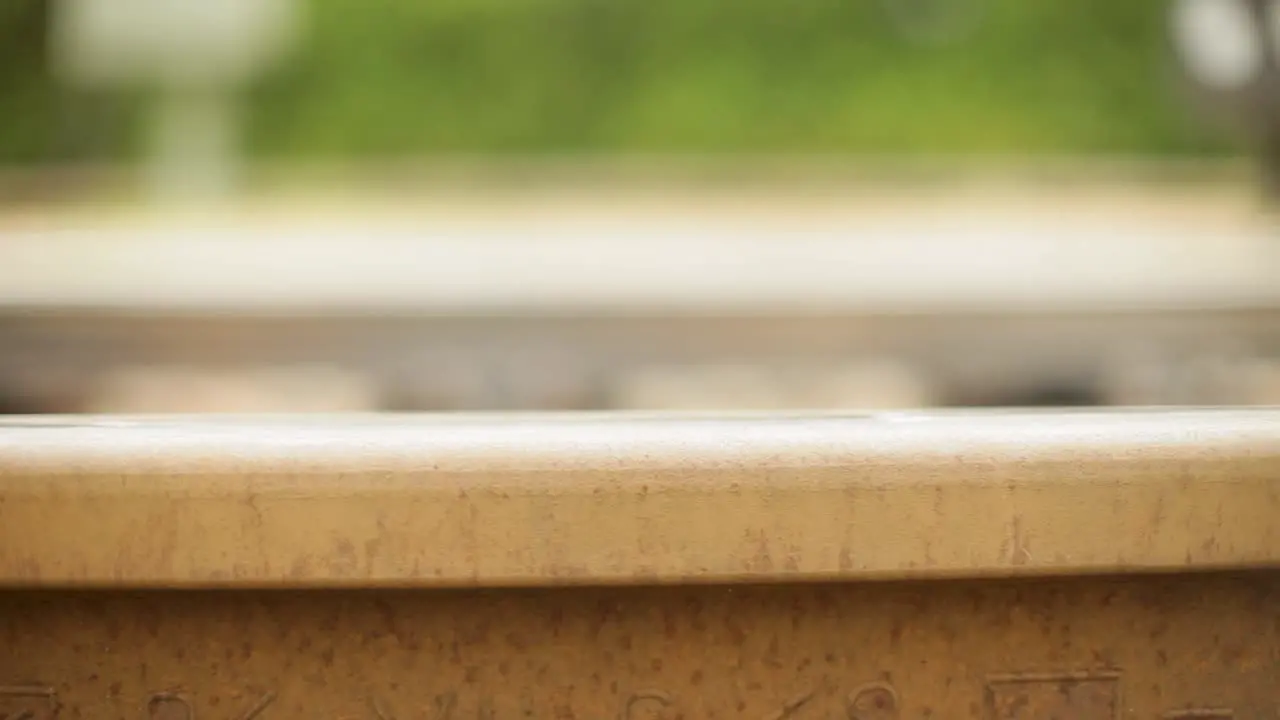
(0, 410, 1277, 718)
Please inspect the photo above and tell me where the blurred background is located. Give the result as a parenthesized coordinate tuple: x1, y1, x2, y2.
(2, 0, 1280, 413)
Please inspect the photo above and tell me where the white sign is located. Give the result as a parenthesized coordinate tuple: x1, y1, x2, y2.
(1171, 0, 1263, 91)
(52, 0, 300, 88)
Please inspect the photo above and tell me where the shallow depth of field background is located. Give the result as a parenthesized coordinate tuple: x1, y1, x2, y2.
(4, 0, 1279, 415)
(0, 0, 1231, 168)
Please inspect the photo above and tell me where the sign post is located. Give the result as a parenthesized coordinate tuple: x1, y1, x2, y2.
(1170, 0, 1280, 200)
(50, 0, 301, 203)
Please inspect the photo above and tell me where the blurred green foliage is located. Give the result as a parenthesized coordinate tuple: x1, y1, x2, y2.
(0, 0, 57, 164)
(0, 0, 1231, 164)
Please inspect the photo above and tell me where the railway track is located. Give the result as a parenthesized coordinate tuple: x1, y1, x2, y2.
(3, 181, 1280, 413)
(5, 309, 1280, 413)
(0, 410, 1277, 718)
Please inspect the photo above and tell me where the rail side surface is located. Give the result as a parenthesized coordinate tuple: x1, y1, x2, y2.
(0, 410, 1276, 718)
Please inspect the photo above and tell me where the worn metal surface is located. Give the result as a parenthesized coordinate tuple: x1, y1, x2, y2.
(0, 410, 1278, 587)
(0, 573, 1277, 718)
(1, 410, 1277, 718)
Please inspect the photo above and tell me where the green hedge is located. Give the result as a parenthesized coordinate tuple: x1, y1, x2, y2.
(0, 0, 1232, 164)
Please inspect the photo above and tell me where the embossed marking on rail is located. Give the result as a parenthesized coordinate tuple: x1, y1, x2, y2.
(0, 686, 57, 720)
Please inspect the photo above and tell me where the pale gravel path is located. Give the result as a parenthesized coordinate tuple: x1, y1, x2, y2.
(1, 180, 1278, 313)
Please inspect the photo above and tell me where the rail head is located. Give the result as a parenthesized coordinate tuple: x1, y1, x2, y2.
(0, 409, 1277, 588)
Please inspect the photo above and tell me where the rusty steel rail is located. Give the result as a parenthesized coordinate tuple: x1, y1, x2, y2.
(1, 410, 1279, 719)
(0, 409, 1277, 588)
